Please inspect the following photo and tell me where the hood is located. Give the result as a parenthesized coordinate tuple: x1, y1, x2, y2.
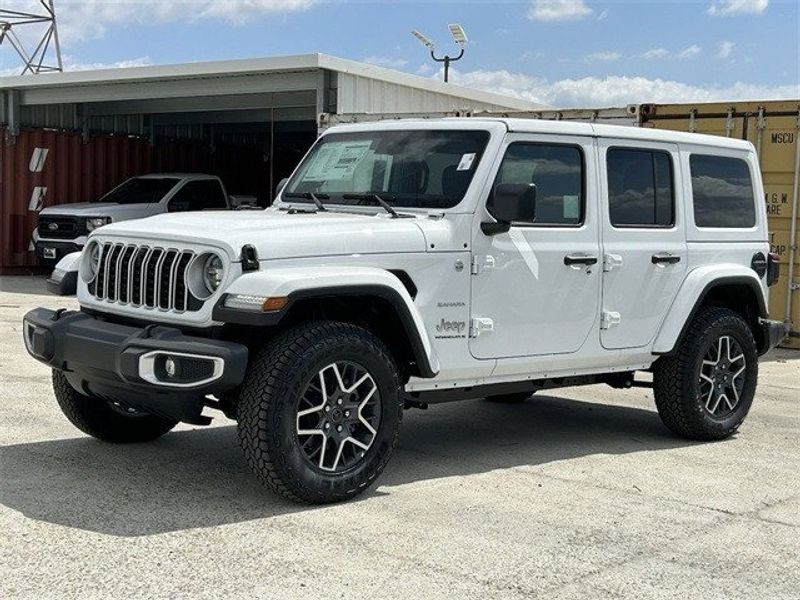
(94, 209, 429, 260)
(39, 202, 154, 218)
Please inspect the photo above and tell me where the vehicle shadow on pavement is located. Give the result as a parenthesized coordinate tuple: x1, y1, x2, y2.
(0, 395, 696, 537)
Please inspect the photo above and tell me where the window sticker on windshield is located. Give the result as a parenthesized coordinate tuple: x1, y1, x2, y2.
(457, 153, 476, 171)
(562, 195, 580, 220)
(302, 141, 372, 181)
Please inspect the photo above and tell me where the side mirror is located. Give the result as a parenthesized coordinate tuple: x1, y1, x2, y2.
(482, 183, 536, 235)
(275, 177, 289, 198)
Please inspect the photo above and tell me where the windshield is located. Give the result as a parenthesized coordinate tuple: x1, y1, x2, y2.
(284, 129, 490, 209)
(100, 177, 181, 204)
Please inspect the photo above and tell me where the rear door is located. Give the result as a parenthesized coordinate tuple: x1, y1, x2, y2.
(598, 140, 687, 349)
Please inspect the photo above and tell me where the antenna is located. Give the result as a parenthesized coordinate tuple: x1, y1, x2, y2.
(0, 0, 63, 75)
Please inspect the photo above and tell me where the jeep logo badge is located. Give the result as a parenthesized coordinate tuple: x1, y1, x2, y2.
(47, 222, 58, 231)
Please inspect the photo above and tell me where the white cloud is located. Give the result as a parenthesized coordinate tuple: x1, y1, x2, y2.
(63, 56, 153, 72)
(585, 51, 621, 62)
(362, 56, 409, 69)
(0, 56, 152, 77)
(528, 0, 593, 22)
(677, 45, 702, 59)
(716, 41, 735, 59)
(708, 0, 769, 16)
(416, 63, 434, 75)
(445, 68, 800, 108)
(2, 0, 316, 44)
(640, 48, 670, 59)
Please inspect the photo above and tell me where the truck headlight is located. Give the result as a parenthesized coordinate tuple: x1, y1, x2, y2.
(80, 241, 102, 283)
(86, 216, 111, 231)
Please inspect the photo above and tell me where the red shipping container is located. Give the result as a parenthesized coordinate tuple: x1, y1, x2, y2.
(0, 128, 152, 271)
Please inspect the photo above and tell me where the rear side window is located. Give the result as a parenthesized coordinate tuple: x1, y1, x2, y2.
(489, 143, 584, 226)
(607, 148, 674, 227)
(690, 155, 755, 228)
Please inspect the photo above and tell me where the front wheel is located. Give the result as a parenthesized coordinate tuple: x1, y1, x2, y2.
(236, 321, 403, 504)
(653, 307, 758, 441)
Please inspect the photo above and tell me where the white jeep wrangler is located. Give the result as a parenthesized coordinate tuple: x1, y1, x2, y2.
(24, 119, 785, 504)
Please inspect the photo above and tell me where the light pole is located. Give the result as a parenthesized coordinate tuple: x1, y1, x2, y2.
(411, 24, 468, 83)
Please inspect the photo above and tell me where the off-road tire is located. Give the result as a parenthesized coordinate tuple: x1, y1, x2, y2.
(653, 307, 758, 441)
(236, 321, 403, 504)
(485, 391, 535, 403)
(52, 370, 178, 443)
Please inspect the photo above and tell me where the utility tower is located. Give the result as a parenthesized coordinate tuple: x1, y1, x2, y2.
(0, 1, 63, 74)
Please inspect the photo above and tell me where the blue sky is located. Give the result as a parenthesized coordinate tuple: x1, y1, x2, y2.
(2, 0, 798, 106)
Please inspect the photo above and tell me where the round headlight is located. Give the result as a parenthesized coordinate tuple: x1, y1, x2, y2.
(202, 254, 225, 293)
(80, 241, 102, 283)
(186, 252, 226, 300)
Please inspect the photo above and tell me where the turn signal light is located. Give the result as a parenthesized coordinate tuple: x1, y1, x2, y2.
(224, 294, 289, 312)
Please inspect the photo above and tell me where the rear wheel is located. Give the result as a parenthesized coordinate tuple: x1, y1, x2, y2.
(52, 370, 178, 443)
(236, 321, 403, 503)
(653, 307, 758, 440)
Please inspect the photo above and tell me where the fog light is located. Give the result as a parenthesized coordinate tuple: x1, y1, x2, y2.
(164, 356, 177, 378)
(138, 351, 224, 387)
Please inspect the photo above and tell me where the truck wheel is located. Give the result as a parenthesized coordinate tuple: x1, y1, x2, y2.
(236, 321, 403, 504)
(52, 370, 178, 443)
(653, 307, 758, 441)
(485, 391, 534, 403)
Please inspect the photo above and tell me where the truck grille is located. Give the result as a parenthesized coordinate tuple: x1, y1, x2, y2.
(89, 243, 197, 312)
(38, 215, 82, 239)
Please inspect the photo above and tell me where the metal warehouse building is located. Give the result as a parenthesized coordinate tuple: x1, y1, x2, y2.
(0, 53, 541, 270)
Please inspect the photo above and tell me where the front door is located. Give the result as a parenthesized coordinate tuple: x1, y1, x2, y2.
(598, 140, 688, 349)
(470, 134, 601, 359)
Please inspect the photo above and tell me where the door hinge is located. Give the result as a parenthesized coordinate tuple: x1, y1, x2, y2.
(471, 255, 496, 275)
(601, 311, 621, 330)
(603, 254, 623, 272)
(469, 317, 494, 338)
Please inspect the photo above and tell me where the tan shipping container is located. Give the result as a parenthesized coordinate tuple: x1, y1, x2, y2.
(640, 100, 800, 348)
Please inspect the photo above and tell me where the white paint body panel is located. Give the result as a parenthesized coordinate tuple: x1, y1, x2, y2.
(72, 118, 771, 393)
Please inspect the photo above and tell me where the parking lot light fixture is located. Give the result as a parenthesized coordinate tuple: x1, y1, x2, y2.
(411, 23, 468, 83)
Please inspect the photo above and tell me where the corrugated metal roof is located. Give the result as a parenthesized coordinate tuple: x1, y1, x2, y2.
(0, 53, 543, 112)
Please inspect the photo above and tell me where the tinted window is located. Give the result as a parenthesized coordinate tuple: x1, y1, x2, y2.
(607, 149, 674, 227)
(169, 180, 228, 212)
(690, 155, 755, 228)
(489, 143, 583, 226)
(100, 177, 180, 204)
(286, 130, 490, 209)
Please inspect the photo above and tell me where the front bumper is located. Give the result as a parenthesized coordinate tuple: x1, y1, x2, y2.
(23, 308, 248, 424)
(759, 318, 787, 355)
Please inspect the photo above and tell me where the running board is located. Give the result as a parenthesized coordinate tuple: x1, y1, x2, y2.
(406, 371, 650, 405)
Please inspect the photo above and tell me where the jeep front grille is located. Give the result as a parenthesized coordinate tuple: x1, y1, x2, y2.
(90, 243, 196, 311)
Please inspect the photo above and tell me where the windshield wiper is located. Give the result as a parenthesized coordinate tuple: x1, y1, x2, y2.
(283, 191, 329, 212)
(342, 193, 413, 219)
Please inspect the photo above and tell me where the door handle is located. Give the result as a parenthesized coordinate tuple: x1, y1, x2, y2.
(651, 252, 681, 265)
(564, 254, 599, 266)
